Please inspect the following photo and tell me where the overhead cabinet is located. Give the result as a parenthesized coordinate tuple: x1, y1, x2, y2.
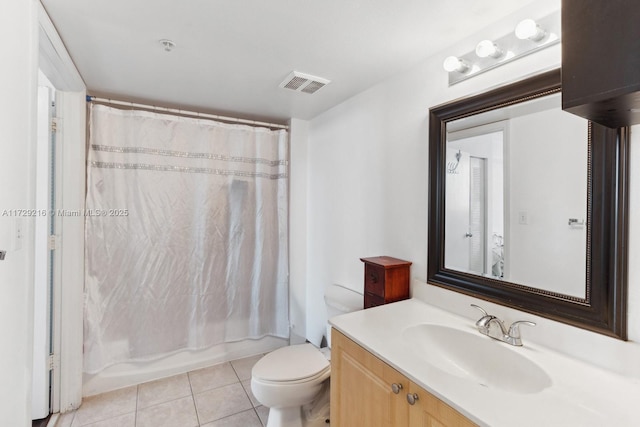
(562, 0, 640, 128)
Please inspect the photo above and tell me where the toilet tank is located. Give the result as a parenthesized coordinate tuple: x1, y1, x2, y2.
(324, 284, 363, 347)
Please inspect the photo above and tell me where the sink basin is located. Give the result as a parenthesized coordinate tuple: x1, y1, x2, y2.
(402, 324, 552, 394)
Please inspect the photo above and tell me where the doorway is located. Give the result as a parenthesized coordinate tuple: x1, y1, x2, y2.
(444, 122, 506, 279)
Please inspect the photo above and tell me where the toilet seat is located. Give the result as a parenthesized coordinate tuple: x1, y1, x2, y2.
(252, 343, 330, 384)
(252, 367, 330, 386)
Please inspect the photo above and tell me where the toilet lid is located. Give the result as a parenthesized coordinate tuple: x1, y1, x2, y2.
(252, 344, 330, 382)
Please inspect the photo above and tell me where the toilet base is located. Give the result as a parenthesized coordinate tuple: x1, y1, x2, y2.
(265, 381, 331, 427)
(266, 406, 303, 427)
(265, 407, 330, 427)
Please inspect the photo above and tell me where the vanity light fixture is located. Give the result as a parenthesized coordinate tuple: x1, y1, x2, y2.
(475, 40, 503, 59)
(443, 56, 470, 73)
(515, 19, 547, 41)
(443, 10, 560, 86)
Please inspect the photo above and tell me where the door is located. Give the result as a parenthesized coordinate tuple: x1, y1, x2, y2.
(467, 156, 487, 275)
(330, 330, 408, 427)
(444, 148, 471, 272)
(407, 382, 477, 427)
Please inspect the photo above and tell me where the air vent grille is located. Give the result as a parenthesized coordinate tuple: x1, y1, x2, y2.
(284, 76, 308, 90)
(301, 81, 326, 94)
(280, 71, 330, 95)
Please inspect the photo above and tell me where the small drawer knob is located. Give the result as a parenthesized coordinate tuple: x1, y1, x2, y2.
(391, 383, 403, 394)
(406, 392, 419, 405)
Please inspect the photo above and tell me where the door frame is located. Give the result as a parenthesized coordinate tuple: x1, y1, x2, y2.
(38, 2, 86, 413)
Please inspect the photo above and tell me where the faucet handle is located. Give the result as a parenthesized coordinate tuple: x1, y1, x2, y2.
(507, 320, 536, 346)
(470, 304, 496, 330)
(470, 304, 489, 317)
(508, 320, 536, 336)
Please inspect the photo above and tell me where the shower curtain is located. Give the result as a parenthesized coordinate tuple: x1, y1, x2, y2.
(84, 104, 289, 374)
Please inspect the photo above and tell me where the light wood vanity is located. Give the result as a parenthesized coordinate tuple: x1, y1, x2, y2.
(329, 298, 640, 426)
(331, 329, 476, 427)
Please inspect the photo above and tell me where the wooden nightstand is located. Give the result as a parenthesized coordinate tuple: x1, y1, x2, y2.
(360, 256, 412, 308)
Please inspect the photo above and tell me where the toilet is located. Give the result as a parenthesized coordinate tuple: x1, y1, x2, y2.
(251, 284, 362, 427)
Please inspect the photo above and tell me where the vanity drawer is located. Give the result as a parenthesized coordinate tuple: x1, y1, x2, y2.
(361, 256, 412, 308)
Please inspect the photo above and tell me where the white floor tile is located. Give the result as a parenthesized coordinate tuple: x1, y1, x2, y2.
(194, 382, 253, 424)
(137, 373, 192, 409)
(188, 362, 239, 394)
(241, 379, 260, 407)
(199, 409, 262, 427)
(230, 354, 263, 381)
(55, 411, 75, 427)
(70, 386, 137, 427)
(81, 412, 135, 427)
(255, 405, 270, 426)
(58, 355, 287, 427)
(136, 395, 198, 427)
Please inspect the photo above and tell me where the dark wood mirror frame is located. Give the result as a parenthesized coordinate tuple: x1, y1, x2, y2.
(428, 69, 629, 339)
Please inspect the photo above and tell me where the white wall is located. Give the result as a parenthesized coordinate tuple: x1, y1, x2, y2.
(508, 107, 587, 296)
(0, 0, 38, 425)
(300, 0, 640, 376)
(288, 118, 310, 344)
(304, 0, 560, 345)
(305, 80, 422, 344)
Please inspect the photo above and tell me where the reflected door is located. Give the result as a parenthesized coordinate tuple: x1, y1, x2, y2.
(444, 149, 471, 272)
(468, 156, 487, 275)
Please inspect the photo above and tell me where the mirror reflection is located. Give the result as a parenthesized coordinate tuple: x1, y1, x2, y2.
(443, 93, 589, 298)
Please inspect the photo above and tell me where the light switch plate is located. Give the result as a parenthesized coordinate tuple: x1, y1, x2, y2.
(518, 211, 528, 225)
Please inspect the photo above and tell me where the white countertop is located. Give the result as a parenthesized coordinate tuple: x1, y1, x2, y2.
(329, 298, 640, 427)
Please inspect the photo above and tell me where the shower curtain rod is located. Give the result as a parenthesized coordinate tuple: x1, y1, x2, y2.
(86, 96, 289, 130)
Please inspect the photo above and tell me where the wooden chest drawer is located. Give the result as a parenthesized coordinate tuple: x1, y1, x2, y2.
(364, 292, 385, 309)
(364, 264, 386, 297)
(360, 256, 411, 308)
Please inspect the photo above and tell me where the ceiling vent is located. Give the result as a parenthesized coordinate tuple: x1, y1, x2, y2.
(279, 71, 330, 94)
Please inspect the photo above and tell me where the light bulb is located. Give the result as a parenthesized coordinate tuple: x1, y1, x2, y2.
(443, 56, 469, 73)
(475, 40, 503, 58)
(515, 19, 547, 41)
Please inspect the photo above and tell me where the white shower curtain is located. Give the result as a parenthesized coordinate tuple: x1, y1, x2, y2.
(84, 104, 289, 374)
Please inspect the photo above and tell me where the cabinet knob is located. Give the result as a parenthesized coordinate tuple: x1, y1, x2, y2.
(391, 383, 403, 394)
(369, 272, 379, 283)
(406, 392, 419, 405)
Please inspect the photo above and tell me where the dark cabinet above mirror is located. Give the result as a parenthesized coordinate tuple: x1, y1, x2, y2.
(562, 0, 640, 128)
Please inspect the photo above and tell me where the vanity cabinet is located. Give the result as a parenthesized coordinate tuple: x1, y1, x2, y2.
(562, 0, 640, 127)
(331, 329, 476, 427)
(360, 256, 411, 309)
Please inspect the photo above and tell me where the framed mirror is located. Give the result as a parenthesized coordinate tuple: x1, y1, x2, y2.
(428, 69, 629, 339)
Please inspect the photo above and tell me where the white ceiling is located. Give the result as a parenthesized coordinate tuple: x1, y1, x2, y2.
(42, 0, 536, 123)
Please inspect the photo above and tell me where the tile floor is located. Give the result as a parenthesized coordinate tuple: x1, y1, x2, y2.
(55, 354, 269, 427)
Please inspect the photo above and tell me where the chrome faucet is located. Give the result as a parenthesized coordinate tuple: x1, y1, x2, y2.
(471, 304, 535, 346)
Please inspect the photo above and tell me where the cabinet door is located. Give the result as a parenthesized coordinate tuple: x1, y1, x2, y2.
(408, 382, 477, 427)
(331, 330, 409, 427)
